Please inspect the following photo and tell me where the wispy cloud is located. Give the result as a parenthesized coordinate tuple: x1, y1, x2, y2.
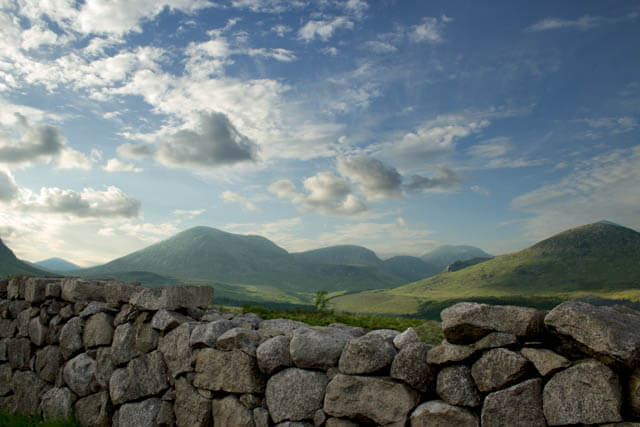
(410, 15, 452, 43)
(298, 16, 354, 41)
(103, 158, 143, 173)
(527, 15, 600, 32)
(220, 190, 259, 212)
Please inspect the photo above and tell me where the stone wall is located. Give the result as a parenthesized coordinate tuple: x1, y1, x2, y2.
(1, 276, 640, 426)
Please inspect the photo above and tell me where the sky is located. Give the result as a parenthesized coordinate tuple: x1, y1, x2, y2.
(0, 0, 639, 266)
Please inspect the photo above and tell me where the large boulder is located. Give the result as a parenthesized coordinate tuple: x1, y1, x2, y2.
(290, 327, 357, 370)
(470, 348, 530, 392)
(216, 327, 263, 356)
(324, 374, 419, 425)
(158, 322, 196, 377)
(520, 347, 570, 377)
(427, 341, 477, 365)
(545, 301, 640, 369)
(441, 302, 545, 344)
(59, 316, 84, 359)
(193, 348, 265, 393)
(481, 378, 545, 427)
(7, 337, 31, 369)
(0, 364, 11, 396)
(266, 368, 328, 423)
(543, 359, 622, 425)
(189, 319, 234, 347)
(115, 398, 162, 427)
(28, 317, 47, 346)
(390, 342, 435, 393)
(40, 387, 74, 421)
(63, 353, 98, 397)
(628, 368, 640, 417)
(259, 318, 308, 334)
(74, 391, 111, 427)
(83, 312, 114, 348)
(436, 365, 482, 407)
(410, 400, 479, 427)
(393, 327, 419, 350)
(129, 285, 214, 311)
(257, 335, 292, 375)
(35, 345, 63, 383)
(61, 278, 105, 302)
(151, 310, 192, 332)
(24, 277, 50, 303)
(212, 395, 254, 427)
(109, 351, 169, 405)
(174, 376, 211, 427)
(12, 370, 51, 415)
(338, 333, 397, 375)
(104, 281, 141, 304)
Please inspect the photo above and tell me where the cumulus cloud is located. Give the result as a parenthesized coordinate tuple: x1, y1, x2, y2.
(117, 143, 154, 159)
(0, 170, 17, 201)
(337, 155, 403, 200)
(410, 15, 451, 43)
(103, 158, 143, 173)
(404, 167, 462, 192)
(298, 17, 354, 41)
(527, 15, 600, 32)
(220, 190, 258, 211)
(155, 112, 258, 168)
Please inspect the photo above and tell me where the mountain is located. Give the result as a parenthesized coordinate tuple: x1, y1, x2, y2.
(444, 257, 493, 273)
(382, 256, 442, 283)
(293, 245, 382, 267)
(421, 245, 493, 272)
(0, 239, 50, 278)
(35, 257, 81, 272)
(331, 222, 640, 317)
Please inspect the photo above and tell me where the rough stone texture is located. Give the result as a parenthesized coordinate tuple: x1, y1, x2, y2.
(46, 282, 62, 298)
(543, 359, 622, 425)
(83, 312, 114, 348)
(520, 347, 571, 376)
(212, 395, 254, 427)
(328, 323, 367, 337)
(174, 376, 211, 427)
(0, 363, 11, 396)
(437, 365, 482, 407)
(390, 342, 435, 393)
(473, 332, 518, 350)
(193, 348, 265, 393)
(78, 301, 115, 318)
(104, 281, 141, 304)
(325, 419, 359, 427)
(59, 316, 84, 359)
(16, 307, 32, 336)
(324, 374, 419, 425)
(260, 318, 308, 334)
(0, 339, 6, 362)
(0, 319, 15, 338)
(75, 391, 111, 427)
(7, 337, 32, 369)
(189, 319, 234, 347)
(266, 368, 328, 423)
(40, 387, 74, 421)
(338, 333, 396, 375)
(410, 400, 479, 427)
(130, 285, 214, 311)
(441, 302, 545, 344)
(108, 351, 168, 405)
(115, 398, 161, 427)
(471, 348, 530, 392)
(63, 353, 98, 397)
(545, 301, 640, 368)
(393, 327, 419, 350)
(254, 407, 270, 427)
(7, 276, 26, 300)
(481, 378, 545, 427)
(35, 345, 63, 382)
(61, 278, 105, 303)
(24, 278, 49, 303)
(427, 341, 477, 365)
(628, 368, 640, 417)
(110, 322, 138, 366)
(216, 327, 263, 356)
(134, 317, 159, 354)
(95, 347, 115, 389)
(290, 327, 354, 370)
(314, 409, 326, 426)
(239, 394, 262, 409)
(257, 335, 292, 375)
(232, 312, 263, 329)
(366, 329, 399, 342)
(151, 309, 192, 331)
(13, 370, 51, 415)
(158, 322, 195, 377)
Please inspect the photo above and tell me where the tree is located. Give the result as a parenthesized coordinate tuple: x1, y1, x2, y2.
(313, 290, 329, 312)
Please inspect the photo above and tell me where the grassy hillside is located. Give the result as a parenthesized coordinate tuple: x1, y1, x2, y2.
(421, 244, 493, 272)
(382, 255, 442, 283)
(332, 222, 640, 317)
(0, 239, 50, 278)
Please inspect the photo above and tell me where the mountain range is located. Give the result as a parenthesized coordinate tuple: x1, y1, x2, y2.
(0, 239, 50, 278)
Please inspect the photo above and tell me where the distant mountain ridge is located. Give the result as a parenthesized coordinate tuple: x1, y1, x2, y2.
(0, 239, 50, 278)
(421, 245, 493, 272)
(35, 257, 81, 272)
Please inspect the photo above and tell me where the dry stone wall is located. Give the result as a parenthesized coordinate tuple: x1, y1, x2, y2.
(1, 276, 640, 426)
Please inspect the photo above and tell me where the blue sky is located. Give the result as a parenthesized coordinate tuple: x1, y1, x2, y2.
(0, 0, 639, 266)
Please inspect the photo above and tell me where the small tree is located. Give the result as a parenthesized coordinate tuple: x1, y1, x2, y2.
(313, 290, 329, 312)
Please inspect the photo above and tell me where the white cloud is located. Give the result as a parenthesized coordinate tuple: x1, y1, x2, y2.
(404, 167, 462, 193)
(582, 116, 638, 136)
(248, 48, 297, 62)
(410, 16, 450, 43)
(21, 25, 59, 50)
(103, 158, 143, 173)
(512, 144, 640, 241)
(271, 24, 292, 37)
(117, 142, 154, 159)
(173, 208, 205, 218)
(468, 137, 512, 158)
(230, 0, 305, 13)
(527, 15, 600, 32)
(364, 40, 397, 53)
(322, 47, 339, 56)
(298, 16, 354, 41)
(337, 155, 402, 200)
(56, 147, 94, 170)
(471, 185, 490, 197)
(0, 170, 17, 201)
(220, 190, 259, 212)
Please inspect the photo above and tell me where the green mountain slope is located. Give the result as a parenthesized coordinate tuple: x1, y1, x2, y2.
(332, 222, 640, 316)
(421, 244, 493, 272)
(382, 256, 442, 283)
(293, 245, 383, 267)
(0, 239, 50, 278)
(35, 257, 81, 272)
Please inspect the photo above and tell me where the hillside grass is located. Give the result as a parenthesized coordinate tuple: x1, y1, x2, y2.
(0, 411, 78, 427)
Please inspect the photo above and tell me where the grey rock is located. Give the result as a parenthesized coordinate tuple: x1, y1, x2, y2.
(0, 363, 11, 396)
(0, 395, 16, 413)
(338, 333, 397, 375)
(78, 301, 115, 318)
(275, 422, 312, 427)
(104, 281, 141, 304)
(59, 316, 84, 359)
(324, 374, 419, 425)
(157, 400, 175, 426)
(253, 407, 270, 427)
(95, 347, 115, 388)
(365, 328, 399, 342)
(543, 359, 622, 425)
(75, 391, 111, 427)
(7, 337, 31, 369)
(151, 309, 192, 331)
(59, 304, 74, 319)
(0, 339, 6, 362)
(232, 312, 263, 329)
(109, 351, 168, 405)
(325, 418, 359, 427)
(481, 378, 545, 427)
(174, 376, 211, 427)
(410, 400, 479, 427)
(190, 319, 234, 347)
(217, 327, 263, 356)
(130, 285, 214, 311)
(520, 347, 571, 376)
(40, 387, 74, 421)
(35, 345, 63, 383)
(441, 302, 545, 344)
(390, 342, 435, 393)
(110, 322, 138, 366)
(328, 323, 367, 337)
(13, 370, 51, 415)
(45, 281, 62, 298)
(16, 307, 33, 337)
(212, 395, 254, 427)
(82, 312, 114, 348)
(393, 327, 419, 350)
(628, 368, 640, 417)
(7, 300, 29, 318)
(257, 335, 292, 375)
(194, 348, 265, 393)
(29, 316, 47, 346)
(437, 365, 482, 407)
(201, 309, 226, 322)
(24, 277, 49, 303)
(545, 301, 640, 368)
(259, 318, 308, 334)
(63, 353, 98, 397)
(266, 368, 328, 423)
(239, 394, 262, 409)
(158, 322, 195, 377)
(116, 398, 162, 427)
(313, 409, 326, 427)
(134, 317, 159, 354)
(290, 326, 354, 370)
(473, 332, 518, 350)
(427, 341, 477, 365)
(471, 348, 530, 392)
(113, 303, 135, 327)
(7, 276, 26, 300)
(61, 278, 105, 302)
(0, 319, 15, 338)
